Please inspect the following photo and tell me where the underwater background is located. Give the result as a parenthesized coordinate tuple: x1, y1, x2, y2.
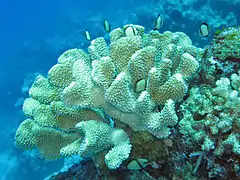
(0, 0, 240, 179)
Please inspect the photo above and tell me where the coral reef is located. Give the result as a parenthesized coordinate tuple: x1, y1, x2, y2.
(15, 24, 240, 179)
(211, 26, 240, 62)
(178, 71, 240, 178)
(15, 24, 202, 172)
(177, 27, 240, 179)
(199, 27, 240, 85)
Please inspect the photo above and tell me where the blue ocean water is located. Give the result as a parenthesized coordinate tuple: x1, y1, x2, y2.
(0, 0, 239, 179)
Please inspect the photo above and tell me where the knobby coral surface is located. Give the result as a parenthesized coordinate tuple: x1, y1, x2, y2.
(15, 24, 202, 170)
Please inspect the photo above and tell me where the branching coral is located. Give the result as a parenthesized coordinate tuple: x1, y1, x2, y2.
(15, 24, 202, 170)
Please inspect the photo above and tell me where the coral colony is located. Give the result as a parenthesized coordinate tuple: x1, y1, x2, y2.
(15, 24, 240, 179)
